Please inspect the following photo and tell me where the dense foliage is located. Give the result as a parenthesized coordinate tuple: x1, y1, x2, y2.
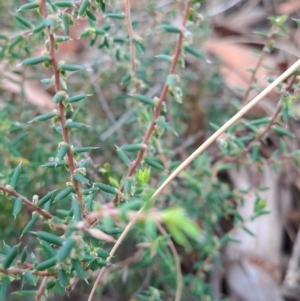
(0, 1, 299, 301)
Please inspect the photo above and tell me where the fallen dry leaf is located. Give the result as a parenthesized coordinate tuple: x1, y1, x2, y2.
(204, 39, 280, 115)
(0, 61, 54, 111)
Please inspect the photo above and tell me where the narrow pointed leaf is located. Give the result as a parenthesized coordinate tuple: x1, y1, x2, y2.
(13, 197, 23, 219)
(55, 186, 74, 201)
(58, 237, 76, 262)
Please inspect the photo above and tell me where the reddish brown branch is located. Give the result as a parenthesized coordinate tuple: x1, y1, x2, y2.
(40, 0, 86, 216)
(242, 28, 276, 106)
(108, 1, 191, 206)
(36, 276, 48, 301)
(0, 267, 56, 277)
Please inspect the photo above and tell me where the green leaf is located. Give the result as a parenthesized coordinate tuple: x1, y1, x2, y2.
(156, 119, 178, 136)
(8, 36, 23, 51)
(32, 20, 52, 34)
(59, 64, 84, 71)
(21, 214, 39, 237)
(62, 14, 70, 35)
(68, 94, 90, 103)
(251, 143, 260, 162)
(155, 54, 172, 61)
(41, 78, 54, 85)
(242, 226, 255, 237)
(72, 199, 82, 221)
(55, 186, 74, 201)
(15, 14, 32, 29)
(46, 278, 56, 290)
(86, 10, 97, 22)
(73, 173, 89, 184)
(98, 0, 105, 12)
(58, 237, 76, 262)
(97, 249, 110, 259)
(79, 0, 89, 15)
(13, 291, 38, 297)
(29, 112, 57, 123)
(121, 144, 143, 152)
(21, 55, 50, 66)
(54, 1, 74, 8)
(23, 270, 35, 286)
(58, 269, 68, 287)
(56, 143, 69, 161)
(41, 241, 56, 258)
(9, 162, 22, 189)
(72, 259, 88, 277)
(158, 24, 181, 33)
(18, 2, 39, 11)
(184, 45, 205, 59)
(96, 183, 116, 194)
(20, 247, 27, 263)
(176, 219, 200, 241)
(106, 13, 125, 19)
(137, 169, 150, 186)
(36, 256, 57, 271)
(167, 223, 188, 246)
(247, 117, 270, 126)
(37, 191, 54, 207)
(144, 158, 165, 170)
(41, 160, 65, 168)
(13, 197, 23, 219)
(2, 245, 19, 269)
(0, 277, 10, 301)
(124, 177, 132, 193)
(130, 94, 155, 106)
(272, 126, 293, 137)
(55, 36, 70, 42)
(36, 231, 64, 246)
(116, 146, 131, 166)
(73, 146, 99, 153)
(66, 121, 88, 129)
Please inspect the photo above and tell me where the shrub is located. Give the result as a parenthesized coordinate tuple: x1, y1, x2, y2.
(0, 1, 300, 301)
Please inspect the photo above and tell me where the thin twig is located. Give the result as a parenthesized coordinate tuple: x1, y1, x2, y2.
(124, 0, 139, 92)
(36, 276, 48, 301)
(241, 27, 276, 106)
(156, 222, 182, 301)
(110, 1, 192, 205)
(0, 268, 55, 276)
(0, 184, 53, 220)
(39, 0, 87, 217)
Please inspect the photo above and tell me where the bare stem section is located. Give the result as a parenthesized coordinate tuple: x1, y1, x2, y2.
(124, 0, 138, 92)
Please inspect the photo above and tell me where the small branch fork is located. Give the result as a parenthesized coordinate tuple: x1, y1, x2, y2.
(0, 184, 52, 220)
(39, 0, 87, 217)
(109, 1, 192, 206)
